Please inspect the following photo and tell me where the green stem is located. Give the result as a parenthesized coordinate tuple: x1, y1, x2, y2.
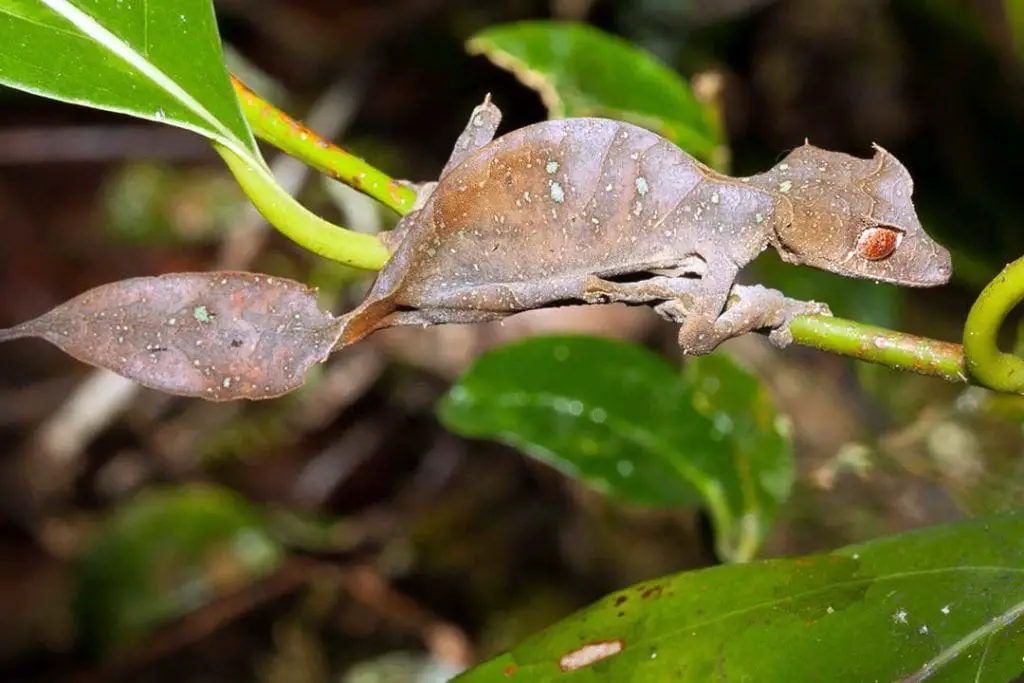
(231, 75, 417, 216)
(962, 255, 1024, 393)
(214, 143, 390, 271)
(788, 315, 967, 384)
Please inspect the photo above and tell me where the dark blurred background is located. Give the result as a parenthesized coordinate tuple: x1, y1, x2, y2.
(0, 0, 1021, 681)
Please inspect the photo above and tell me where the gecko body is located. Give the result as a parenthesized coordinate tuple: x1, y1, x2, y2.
(337, 97, 951, 354)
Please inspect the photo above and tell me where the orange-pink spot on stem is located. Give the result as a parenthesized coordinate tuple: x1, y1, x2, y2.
(388, 181, 408, 203)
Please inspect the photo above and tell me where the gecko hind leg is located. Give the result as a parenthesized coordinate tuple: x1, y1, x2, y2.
(380, 306, 510, 329)
(439, 94, 503, 178)
(391, 95, 504, 222)
(581, 274, 700, 306)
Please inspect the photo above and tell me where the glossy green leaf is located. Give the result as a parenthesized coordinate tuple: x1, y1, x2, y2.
(437, 336, 794, 563)
(454, 510, 1024, 683)
(74, 484, 284, 658)
(466, 21, 723, 165)
(0, 0, 258, 158)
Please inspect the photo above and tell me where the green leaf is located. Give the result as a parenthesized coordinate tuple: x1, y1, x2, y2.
(74, 484, 284, 658)
(437, 336, 794, 563)
(466, 21, 723, 165)
(0, 0, 258, 158)
(1008, 0, 1024, 61)
(0, 1, 393, 269)
(453, 510, 1024, 683)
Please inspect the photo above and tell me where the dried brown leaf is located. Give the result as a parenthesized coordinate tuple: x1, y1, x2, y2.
(0, 272, 342, 401)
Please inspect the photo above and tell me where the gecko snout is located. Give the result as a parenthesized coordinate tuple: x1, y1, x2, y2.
(911, 243, 953, 287)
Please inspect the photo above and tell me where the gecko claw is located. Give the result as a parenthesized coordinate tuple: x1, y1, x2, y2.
(766, 299, 831, 348)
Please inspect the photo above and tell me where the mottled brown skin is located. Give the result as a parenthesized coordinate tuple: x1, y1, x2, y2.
(337, 97, 951, 354)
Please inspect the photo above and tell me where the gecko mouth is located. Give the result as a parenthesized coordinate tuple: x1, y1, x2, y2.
(869, 245, 953, 287)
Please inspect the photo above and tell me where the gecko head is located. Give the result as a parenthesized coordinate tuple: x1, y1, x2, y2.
(765, 143, 951, 287)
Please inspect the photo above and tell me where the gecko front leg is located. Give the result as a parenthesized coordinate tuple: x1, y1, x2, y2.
(657, 284, 831, 355)
(663, 262, 740, 355)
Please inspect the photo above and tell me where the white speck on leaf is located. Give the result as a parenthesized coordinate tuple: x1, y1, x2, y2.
(893, 608, 908, 624)
(941, 604, 951, 615)
(558, 640, 624, 672)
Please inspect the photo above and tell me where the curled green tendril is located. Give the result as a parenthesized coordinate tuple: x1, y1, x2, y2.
(963, 255, 1024, 394)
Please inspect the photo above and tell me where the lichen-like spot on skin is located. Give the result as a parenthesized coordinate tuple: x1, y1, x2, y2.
(558, 640, 625, 672)
(778, 180, 793, 193)
(546, 160, 559, 173)
(635, 176, 648, 195)
(550, 181, 565, 203)
(192, 305, 213, 323)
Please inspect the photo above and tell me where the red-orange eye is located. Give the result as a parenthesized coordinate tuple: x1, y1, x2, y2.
(856, 226, 901, 261)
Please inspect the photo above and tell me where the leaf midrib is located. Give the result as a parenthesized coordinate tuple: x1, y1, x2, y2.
(509, 565, 1024, 679)
(33, 0, 258, 160)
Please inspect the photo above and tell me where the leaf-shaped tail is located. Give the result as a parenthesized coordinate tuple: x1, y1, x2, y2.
(0, 272, 344, 401)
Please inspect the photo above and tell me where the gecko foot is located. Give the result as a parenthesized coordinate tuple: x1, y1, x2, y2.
(658, 285, 832, 355)
(724, 285, 831, 349)
(764, 299, 831, 348)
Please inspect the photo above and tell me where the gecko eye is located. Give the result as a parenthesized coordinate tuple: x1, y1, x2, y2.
(856, 226, 902, 261)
